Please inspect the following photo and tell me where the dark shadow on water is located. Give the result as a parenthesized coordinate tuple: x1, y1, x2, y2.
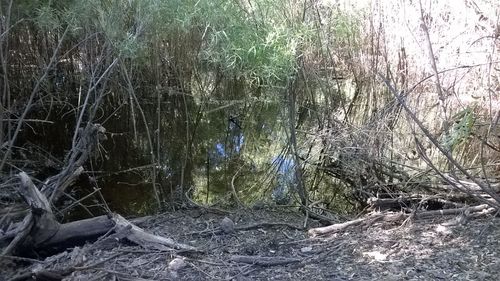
(18, 94, 292, 220)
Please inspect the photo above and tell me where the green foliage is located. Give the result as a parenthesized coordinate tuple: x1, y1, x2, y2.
(331, 11, 361, 49)
(35, 6, 61, 31)
(7, 0, 373, 213)
(24, 0, 358, 86)
(197, 0, 310, 86)
(443, 106, 476, 151)
(63, 0, 151, 58)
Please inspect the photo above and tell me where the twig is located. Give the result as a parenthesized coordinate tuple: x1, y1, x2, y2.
(235, 222, 304, 231)
(378, 74, 500, 209)
(230, 164, 245, 207)
(0, 255, 44, 263)
(230, 255, 303, 266)
(121, 65, 161, 208)
(1, 118, 54, 124)
(0, 27, 69, 172)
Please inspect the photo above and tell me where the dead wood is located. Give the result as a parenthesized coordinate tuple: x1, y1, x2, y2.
(40, 215, 114, 252)
(112, 214, 199, 252)
(368, 194, 469, 211)
(2, 124, 105, 249)
(2, 172, 198, 257)
(3, 172, 60, 255)
(304, 208, 338, 225)
(235, 222, 305, 231)
(187, 221, 304, 236)
(308, 212, 406, 237)
(415, 204, 495, 219)
(0, 205, 28, 223)
(2, 124, 198, 256)
(309, 203, 498, 237)
(380, 75, 500, 209)
(308, 216, 367, 237)
(441, 174, 500, 193)
(1, 123, 196, 255)
(7, 252, 124, 281)
(230, 255, 302, 266)
(41, 124, 105, 203)
(2, 215, 34, 256)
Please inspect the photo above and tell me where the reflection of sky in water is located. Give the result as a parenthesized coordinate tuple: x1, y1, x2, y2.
(271, 155, 296, 204)
(215, 143, 225, 156)
(210, 130, 244, 170)
(211, 118, 245, 166)
(272, 156, 295, 175)
(214, 135, 244, 156)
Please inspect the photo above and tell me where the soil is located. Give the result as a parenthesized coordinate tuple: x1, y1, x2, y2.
(2, 208, 500, 280)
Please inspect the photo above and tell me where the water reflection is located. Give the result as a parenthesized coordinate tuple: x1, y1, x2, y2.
(210, 115, 244, 167)
(271, 156, 296, 205)
(19, 89, 290, 218)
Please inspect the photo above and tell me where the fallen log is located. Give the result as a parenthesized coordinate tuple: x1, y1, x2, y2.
(368, 194, 469, 211)
(308, 212, 405, 237)
(308, 204, 498, 237)
(41, 124, 105, 203)
(230, 255, 302, 266)
(3, 172, 59, 255)
(39, 215, 114, 253)
(2, 172, 197, 256)
(112, 213, 198, 252)
(415, 204, 494, 219)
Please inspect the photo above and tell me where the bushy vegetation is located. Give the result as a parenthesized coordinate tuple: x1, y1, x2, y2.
(1, 0, 499, 217)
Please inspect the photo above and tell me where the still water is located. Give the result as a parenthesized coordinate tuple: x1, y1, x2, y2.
(20, 91, 299, 219)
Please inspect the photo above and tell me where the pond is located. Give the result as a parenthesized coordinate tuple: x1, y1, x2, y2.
(18, 86, 302, 219)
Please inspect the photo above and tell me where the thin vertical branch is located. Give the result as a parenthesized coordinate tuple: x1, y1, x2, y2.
(379, 73, 500, 209)
(121, 64, 162, 209)
(0, 0, 13, 147)
(72, 57, 118, 148)
(287, 78, 307, 206)
(0, 27, 68, 172)
(418, 0, 448, 127)
(285, 0, 310, 206)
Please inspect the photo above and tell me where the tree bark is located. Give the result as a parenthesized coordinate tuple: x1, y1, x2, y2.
(1, 172, 197, 256)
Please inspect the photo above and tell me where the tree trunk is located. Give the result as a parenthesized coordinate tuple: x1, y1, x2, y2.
(1, 172, 198, 257)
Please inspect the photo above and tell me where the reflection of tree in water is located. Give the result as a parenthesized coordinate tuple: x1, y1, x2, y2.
(209, 115, 244, 170)
(203, 114, 246, 203)
(271, 156, 296, 205)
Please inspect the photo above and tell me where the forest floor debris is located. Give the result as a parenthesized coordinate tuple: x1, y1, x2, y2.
(2, 208, 500, 280)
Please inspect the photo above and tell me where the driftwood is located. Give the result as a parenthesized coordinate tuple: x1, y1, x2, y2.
(41, 124, 105, 203)
(367, 194, 469, 211)
(308, 212, 405, 237)
(112, 213, 198, 252)
(415, 204, 494, 219)
(230, 255, 302, 266)
(308, 203, 497, 237)
(1, 172, 197, 256)
(187, 221, 304, 236)
(1, 123, 198, 256)
(1, 124, 105, 249)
